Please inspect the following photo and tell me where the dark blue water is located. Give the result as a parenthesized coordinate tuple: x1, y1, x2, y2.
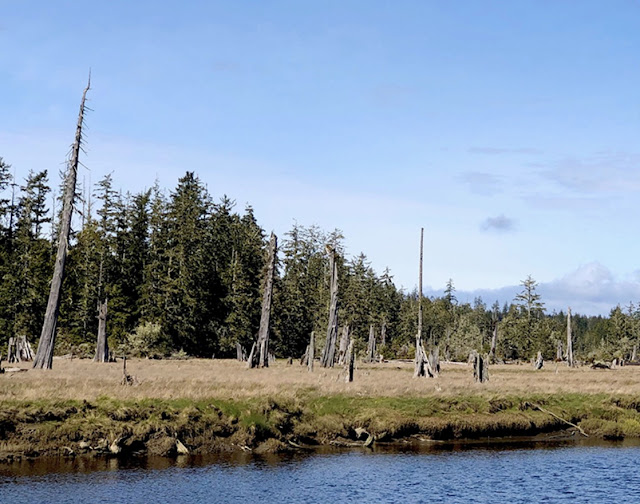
(1, 442, 639, 503)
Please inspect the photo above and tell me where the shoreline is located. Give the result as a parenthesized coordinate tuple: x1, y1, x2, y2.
(1, 390, 639, 463)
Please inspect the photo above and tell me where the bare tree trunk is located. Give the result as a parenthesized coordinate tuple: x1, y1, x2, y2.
(94, 299, 109, 362)
(345, 340, 355, 382)
(632, 345, 637, 362)
(566, 307, 574, 367)
(255, 233, 277, 368)
(365, 325, 376, 363)
(534, 351, 544, 370)
(337, 325, 350, 365)
(380, 322, 386, 346)
(34, 78, 90, 370)
(308, 331, 315, 372)
(489, 323, 498, 363)
(428, 347, 440, 376)
(473, 351, 488, 382)
(7, 337, 17, 363)
(414, 228, 425, 377)
(556, 340, 563, 361)
(321, 246, 339, 367)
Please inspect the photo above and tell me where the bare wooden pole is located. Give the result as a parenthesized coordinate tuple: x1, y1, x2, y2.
(566, 307, 574, 367)
(34, 76, 90, 369)
(256, 232, 277, 368)
(94, 299, 109, 362)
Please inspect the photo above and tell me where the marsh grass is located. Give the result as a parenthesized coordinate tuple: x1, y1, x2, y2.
(1, 359, 640, 457)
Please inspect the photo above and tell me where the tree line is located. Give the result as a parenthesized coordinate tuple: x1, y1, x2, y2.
(0, 156, 638, 363)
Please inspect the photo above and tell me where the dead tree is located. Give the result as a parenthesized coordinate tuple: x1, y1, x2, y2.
(308, 331, 315, 372)
(428, 347, 440, 376)
(534, 351, 544, 370)
(121, 356, 137, 386)
(489, 323, 498, 364)
(301, 345, 309, 366)
(380, 323, 387, 346)
(34, 77, 90, 370)
(632, 345, 638, 363)
(566, 307, 574, 367)
(7, 337, 16, 363)
(337, 325, 350, 365)
(365, 325, 376, 363)
(345, 340, 355, 383)
(94, 299, 109, 362)
(236, 342, 245, 361)
(415, 228, 424, 375)
(556, 340, 563, 361)
(252, 232, 277, 368)
(321, 246, 339, 367)
(473, 352, 489, 383)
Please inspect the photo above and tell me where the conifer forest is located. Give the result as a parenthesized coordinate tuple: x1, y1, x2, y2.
(0, 155, 637, 365)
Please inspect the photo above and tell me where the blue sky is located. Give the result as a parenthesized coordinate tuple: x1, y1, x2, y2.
(2, 1, 640, 315)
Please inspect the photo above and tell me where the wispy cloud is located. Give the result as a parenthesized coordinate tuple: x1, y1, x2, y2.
(431, 262, 640, 316)
(469, 147, 542, 155)
(539, 151, 640, 195)
(459, 171, 503, 196)
(480, 214, 515, 232)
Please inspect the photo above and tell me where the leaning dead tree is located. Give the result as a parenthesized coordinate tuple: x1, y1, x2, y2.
(566, 307, 574, 367)
(365, 325, 376, 363)
(249, 232, 277, 368)
(94, 299, 109, 362)
(321, 245, 339, 367)
(34, 77, 90, 370)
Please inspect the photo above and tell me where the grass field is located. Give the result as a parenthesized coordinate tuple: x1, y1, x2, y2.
(1, 358, 640, 459)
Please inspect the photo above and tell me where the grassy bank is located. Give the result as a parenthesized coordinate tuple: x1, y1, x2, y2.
(1, 359, 640, 460)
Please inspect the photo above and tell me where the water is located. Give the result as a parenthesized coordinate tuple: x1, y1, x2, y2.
(1, 441, 639, 503)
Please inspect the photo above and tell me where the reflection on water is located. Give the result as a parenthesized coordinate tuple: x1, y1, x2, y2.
(1, 439, 640, 503)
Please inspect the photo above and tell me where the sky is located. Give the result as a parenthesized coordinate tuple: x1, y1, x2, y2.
(2, 0, 640, 315)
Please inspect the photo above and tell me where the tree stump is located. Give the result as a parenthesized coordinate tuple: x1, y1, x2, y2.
(308, 331, 315, 373)
(428, 347, 440, 376)
(345, 340, 355, 383)
(337, 325, 350, 365)
(365, 325, 376, 363)
(94, 299, 109, 363)
(236, 343, 246, 362)
(534, 351, 544, 370)
(473, 352, 488, 382)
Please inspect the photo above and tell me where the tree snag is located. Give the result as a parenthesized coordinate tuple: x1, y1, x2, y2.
(337, 325, 350, 365)
(473, 351, 488, 382)
(308, 331, 315, 372)
(250, 232, 277, 368)
(34, 77, 90, 370)
(94, 299, 109, 362)
(534, 351, 544, 370)
(566, 307, 574, 367)
(365, 325, 376, 363)
(345, 339, 355, 383)
(321, 245, 339, 367)
(489, 323, 498, 364)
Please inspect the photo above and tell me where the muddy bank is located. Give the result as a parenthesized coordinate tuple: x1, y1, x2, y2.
(1, 393, 639, 462)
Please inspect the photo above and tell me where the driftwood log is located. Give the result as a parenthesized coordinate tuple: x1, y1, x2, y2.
(94, 299, 109, 362)
(34, 77, 90, 370)
(321, 246, 339, 367)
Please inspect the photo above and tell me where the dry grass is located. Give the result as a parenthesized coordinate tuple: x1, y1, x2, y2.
(2, 358, 640, 402)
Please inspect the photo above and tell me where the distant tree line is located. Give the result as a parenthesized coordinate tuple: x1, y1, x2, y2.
(0, 157, 637, 363)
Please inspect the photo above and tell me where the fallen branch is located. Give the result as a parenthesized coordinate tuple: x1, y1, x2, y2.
(528, 402, 588, 437)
